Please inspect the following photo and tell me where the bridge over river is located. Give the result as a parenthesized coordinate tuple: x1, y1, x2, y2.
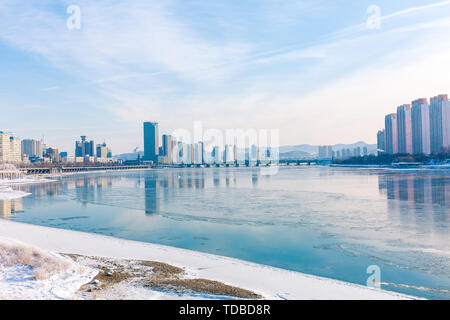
(19, 159, 331, 174)
(19, 165, 151, 175)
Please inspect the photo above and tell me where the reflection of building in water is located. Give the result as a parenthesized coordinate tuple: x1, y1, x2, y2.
(379, 174, 448, 207)
(431, 177, 447, 206)
(194, 170, 205, 189)
(144, 177, 159, 214)
(0, 198, 24, 218)
(213, 171, 220, 187)
(413, 177, 432, 204)
(96, 177, 112, 190)
(252, 172, 259, 186)
(398, 176, 414, 202)
(186, 171, 194, 189)
(19, 182, 62, 198)
(75, 177, 96, 205)
(0, 200, 12, 217)
(225, 171, 237, 188)
(96, 177, 113, 200)
(72, 176, 115, 206)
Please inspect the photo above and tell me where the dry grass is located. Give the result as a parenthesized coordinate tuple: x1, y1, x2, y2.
(66, 254, 261, 300)
(0, 242, 72, 280)
(145, 278, 261, 299)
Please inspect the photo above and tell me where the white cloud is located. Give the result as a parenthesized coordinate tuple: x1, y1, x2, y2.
(1, 1, 450, 153)
(41, 86, 60, 91)
(0, 1, 250, 82)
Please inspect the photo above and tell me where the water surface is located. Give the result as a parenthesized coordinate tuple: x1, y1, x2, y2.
(2, 167, 449, 299)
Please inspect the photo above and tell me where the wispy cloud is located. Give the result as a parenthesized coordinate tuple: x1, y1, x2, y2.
(1, 1, 450, 153)
(41, 86, 60, 91)
(335, 0, 450, 38)
(0, 1, 250, 82)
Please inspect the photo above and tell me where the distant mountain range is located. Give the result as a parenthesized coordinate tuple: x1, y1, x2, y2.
(279, 141, 377, 158)
(115, 141, 376, 161)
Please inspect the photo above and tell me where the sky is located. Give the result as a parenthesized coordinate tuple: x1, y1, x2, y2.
(1, 0, 450, 155)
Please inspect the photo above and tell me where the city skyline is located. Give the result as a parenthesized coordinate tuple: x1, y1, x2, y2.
(3, 85, 449, 163)
(2, 1, 450, 154)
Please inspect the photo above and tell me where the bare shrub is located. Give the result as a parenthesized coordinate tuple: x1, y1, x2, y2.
(0, 241, 72, 280)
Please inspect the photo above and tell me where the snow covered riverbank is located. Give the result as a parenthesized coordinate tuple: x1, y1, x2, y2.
(0, 237, 97, 299)
(0, 220, 418, 300)
(0, 186, 31, 201)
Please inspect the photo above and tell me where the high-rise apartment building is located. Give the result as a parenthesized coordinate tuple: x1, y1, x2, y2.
(21, 139, 43, 158)
(397, 104, 412, 154)
(143, 122, 159, 163)
(430, 95, 450, 154)
(411, 98, 430, 155)
(0, 132, 21, 163)
(96, 142, 109, 159)
(385, 114, 398, 154)
(379, 94, 450, 155)
(377, 130, 386, 155)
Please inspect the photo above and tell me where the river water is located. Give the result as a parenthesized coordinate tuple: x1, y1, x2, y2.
(1, 167, 449, 299)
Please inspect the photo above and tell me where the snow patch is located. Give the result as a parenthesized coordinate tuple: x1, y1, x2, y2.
(0, 237, 97, 300)
(0, 186, 31, 201)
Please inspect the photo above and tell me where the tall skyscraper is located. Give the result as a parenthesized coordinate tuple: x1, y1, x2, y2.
(430, 95, 450, 154)
(385, 113, 398, 154)
(212, 146, 221, 164)
(193, 142, 203, 164)
(250, 145, 258, 162)
(172, 138, 179, 164)
(377, 130, 386, 155)
(185, 143, 193, 164)
(411, 98, 430, 155)
(397, 104, 412, 154)
(177, 141, 184, 164)
(75, 136, 95, 157)
(162, 134, 173, 164)
(199, 142, 204, 164)
(75, 140, 82, 157)
(21, 139, 43, 158)
(96, 142, 109, 159)
(224, 145, 234, 163)
(143, 122, 159, 163)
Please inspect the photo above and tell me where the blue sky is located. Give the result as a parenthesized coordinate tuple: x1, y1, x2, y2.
(1, 0, 450, 155)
